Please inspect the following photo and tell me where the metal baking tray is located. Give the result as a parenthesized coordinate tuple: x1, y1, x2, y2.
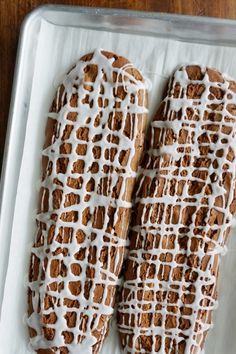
(2, 4, 236, 353)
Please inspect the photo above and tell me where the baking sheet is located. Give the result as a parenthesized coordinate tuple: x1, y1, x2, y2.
(1, 16, 236, 354)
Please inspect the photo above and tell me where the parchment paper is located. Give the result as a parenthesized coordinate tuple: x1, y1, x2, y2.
(1, 18, 236, 354)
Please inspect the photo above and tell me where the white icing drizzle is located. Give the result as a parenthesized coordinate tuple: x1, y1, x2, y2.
(27, 49, 148, 353)
(118, 65, 236, 354)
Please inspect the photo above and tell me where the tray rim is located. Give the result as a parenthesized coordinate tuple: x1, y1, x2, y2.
(21, 4, 236, 26)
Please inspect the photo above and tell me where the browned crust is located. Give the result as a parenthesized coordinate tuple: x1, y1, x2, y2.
(118, 65, 236, 354)
(28, 50, 148, 354)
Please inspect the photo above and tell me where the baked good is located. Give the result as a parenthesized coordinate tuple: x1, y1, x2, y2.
(117, 65, 236, 353)
(27, 49, 148, 354)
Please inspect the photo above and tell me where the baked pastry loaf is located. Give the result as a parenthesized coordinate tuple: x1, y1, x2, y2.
(117, 65, 236, 354)
(27, 49, 148, 354)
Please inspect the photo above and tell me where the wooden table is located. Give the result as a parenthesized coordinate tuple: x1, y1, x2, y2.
(0, 0, 236, 168)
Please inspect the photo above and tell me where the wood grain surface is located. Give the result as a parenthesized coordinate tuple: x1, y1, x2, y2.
(0, 0, 236, 169)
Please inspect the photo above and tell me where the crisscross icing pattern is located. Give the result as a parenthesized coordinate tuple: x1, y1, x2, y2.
(27, 49, 148, 354)
(118, 65, 236, 354)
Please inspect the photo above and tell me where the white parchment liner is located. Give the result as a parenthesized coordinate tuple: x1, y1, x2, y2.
(1, 18, 236, 354)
